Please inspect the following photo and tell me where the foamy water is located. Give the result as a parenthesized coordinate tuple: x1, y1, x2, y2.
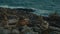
(0, 5, 59, 17)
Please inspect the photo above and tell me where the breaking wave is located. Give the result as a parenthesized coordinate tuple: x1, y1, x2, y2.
(0, 5, 49, 17)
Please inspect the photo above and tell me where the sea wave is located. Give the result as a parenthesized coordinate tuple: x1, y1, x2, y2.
(0, 5, 50, 17)
(0, 5, 37, 10)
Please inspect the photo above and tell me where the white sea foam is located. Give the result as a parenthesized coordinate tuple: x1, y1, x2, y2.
(0, 5, 37, 10)
(0, 5, 51, 17)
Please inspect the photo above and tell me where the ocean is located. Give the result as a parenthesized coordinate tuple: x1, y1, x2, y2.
(0, 0, 60, 16)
